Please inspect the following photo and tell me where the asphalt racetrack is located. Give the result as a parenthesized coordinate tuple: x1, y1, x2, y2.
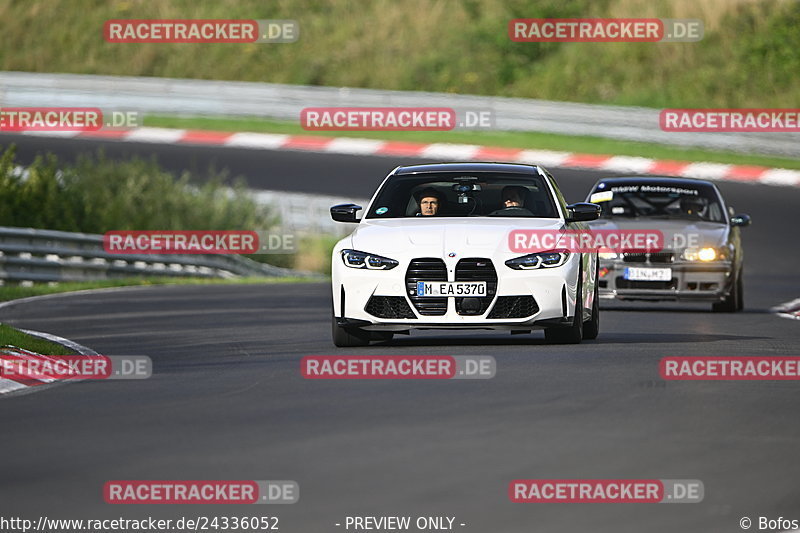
(1, 133, 799, 532)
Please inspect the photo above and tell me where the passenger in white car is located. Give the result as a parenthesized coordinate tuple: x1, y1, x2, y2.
(490, 185, 535, 216)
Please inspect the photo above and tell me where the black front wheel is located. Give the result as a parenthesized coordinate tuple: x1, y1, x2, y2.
(712, 269, 743, 313)
(582, 283, 600, 340)
(545, 276, 584, 344)
(332, 313, 371, 347)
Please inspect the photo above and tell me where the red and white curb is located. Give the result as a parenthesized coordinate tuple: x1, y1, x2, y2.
(13, 127, 800, 188)
(0, 329, 99, 396)
(772, 298, 800, 321)
(0, 346, 63, 393)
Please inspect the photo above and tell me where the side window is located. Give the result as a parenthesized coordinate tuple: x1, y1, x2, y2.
(713, 187, 730, 224)
(707, 202, 722, 223)
(546, 174, 569, 219)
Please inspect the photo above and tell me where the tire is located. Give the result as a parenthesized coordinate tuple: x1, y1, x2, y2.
(545, 271, 584, 344)
(582, 281, 600, 340)
(712, 268, 743, 313)
(332, 313, 371, 347)
(735, 273, 744, 311)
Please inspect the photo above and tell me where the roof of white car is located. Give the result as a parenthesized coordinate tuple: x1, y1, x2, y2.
(394, 162, 543, 175)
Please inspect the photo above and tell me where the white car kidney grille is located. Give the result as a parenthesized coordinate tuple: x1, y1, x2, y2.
(454, 258, 497, 315)
(405, 258, 448, 316)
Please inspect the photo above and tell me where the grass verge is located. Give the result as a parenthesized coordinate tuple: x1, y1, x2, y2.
(0, 276, 319, 304)
(0, 324, 76, 355)
(145, 115, 800, 171)
(2, 0, 798, 110)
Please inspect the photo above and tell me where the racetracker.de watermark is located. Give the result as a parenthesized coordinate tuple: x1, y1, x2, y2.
(104, 19, 298, 43)
(300, 107, 495, 131)
(0, 355, 151, 381)
(0, 108, 140, 131)
(509, 479, 704, 503)
(104, 480, 298, 504)
(301, 356, 495, 379)
(509, 229, 668, 254)
(660, 357, 800, 380)
(509, 18, 703, 42)
(103, 231, 295, 255)
(661, 109, 800, 132)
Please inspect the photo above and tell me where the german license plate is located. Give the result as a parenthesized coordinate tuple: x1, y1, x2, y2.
(623, 267, 672, 281)
(417, 281, 486, 297)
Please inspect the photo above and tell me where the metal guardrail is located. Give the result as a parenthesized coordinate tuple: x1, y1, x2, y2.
(252, 190, 368, 237)
(1, 71, 798, 157)
(0, 226, 307, 283)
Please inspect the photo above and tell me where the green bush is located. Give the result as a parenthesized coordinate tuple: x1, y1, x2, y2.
(0, 146, 334, 272)
(0, 145, 275, 234)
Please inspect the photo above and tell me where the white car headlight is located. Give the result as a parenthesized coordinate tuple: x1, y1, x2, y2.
(505, 250, 570, 270)
(341, 249, 399, 270)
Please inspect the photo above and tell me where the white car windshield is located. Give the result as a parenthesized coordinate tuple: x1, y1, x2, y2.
(365, 173, 559, 219)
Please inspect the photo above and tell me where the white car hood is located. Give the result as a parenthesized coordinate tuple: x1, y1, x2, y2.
(348, 217, 565, 257)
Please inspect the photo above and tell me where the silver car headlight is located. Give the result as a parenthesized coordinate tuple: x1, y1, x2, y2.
(682, 247, 726, 262)
(341, 249, 399, 270)
(505, 250, 570, 270)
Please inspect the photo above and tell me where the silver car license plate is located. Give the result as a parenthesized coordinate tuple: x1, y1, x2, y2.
(623, 267, 672, 281)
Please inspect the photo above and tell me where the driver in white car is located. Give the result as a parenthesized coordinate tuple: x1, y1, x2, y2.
(416, 188, 442, 216)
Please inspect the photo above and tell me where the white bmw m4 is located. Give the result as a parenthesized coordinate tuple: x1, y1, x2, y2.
(330, 162, 601, 346)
